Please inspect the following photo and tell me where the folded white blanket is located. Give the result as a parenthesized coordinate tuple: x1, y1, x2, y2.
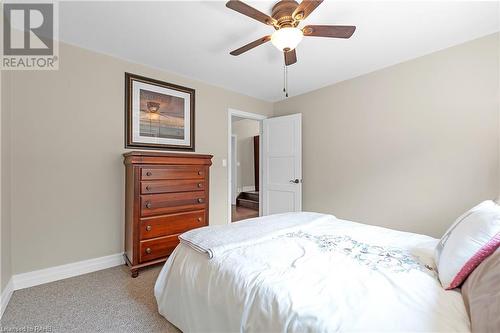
(178, 212, 335, 259)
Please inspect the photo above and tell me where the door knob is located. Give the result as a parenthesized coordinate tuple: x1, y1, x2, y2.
(290, 179, 300, 184)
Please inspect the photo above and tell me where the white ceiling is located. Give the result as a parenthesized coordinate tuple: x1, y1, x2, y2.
(60, 1, 499, 101)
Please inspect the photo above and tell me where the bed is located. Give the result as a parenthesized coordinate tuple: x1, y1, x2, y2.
(154, 212, 471, 332)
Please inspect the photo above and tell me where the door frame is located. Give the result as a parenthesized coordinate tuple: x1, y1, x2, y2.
(227, 108, 267, 224)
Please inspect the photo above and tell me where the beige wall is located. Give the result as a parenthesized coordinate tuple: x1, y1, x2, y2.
(1, 70, 12, 292)
(5, 42, 272, 274)
(2, 33, 498, 276)
(274, 33, 499, 238)
(232, 119, 260, 191)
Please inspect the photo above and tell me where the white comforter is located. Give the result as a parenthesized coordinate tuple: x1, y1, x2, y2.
(154, 213, 470, 333)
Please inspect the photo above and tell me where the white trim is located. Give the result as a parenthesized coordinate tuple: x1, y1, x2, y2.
(12, 253, 124, 291)
(228, 108, 266, 223)
(0, 277, 14, 319)
(229, 109, 267, 121)
(0, 253, 124, 318)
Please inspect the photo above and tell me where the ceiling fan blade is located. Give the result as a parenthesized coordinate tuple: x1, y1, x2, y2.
(292, 0, 323, 21)
(303, 25, 356, 38)
(226, 0, 277, 26)
(284, 49, 297, 66)
(230, 36, 271, 56)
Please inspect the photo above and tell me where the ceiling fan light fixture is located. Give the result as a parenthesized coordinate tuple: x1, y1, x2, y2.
(271, 27, 303, 52)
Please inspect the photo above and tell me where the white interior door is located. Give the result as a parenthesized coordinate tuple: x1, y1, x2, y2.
(262, 113, 302, 215)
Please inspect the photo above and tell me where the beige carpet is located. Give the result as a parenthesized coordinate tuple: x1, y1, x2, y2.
(1, 264, 181, 332)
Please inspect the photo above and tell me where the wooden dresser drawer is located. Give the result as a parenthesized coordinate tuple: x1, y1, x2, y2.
(141, 179, 205, 194)
(140, 210, 206, 240)
(141, 191, 206, 217)
(141, 166, 206, 180)
(124, 151, 213, 277)
(139, 235, 179, 263)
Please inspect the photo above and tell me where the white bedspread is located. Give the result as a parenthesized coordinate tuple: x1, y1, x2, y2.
(179, 212, 332, 258)
(154, 213, 470, 333)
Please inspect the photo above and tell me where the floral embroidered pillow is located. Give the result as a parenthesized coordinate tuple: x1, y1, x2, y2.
(435, 200, 500, 290)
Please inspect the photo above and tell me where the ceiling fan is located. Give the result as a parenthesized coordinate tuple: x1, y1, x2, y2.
(226, 0, 356, 66)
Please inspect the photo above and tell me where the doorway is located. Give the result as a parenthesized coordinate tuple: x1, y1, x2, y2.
(231, 135, 238, 206)
(231, 117, 261, 221)
(228, 109, 266, 223)
(227, 109, 302, 224)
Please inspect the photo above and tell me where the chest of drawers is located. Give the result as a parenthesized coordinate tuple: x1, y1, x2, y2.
(124, 151, 213, 277)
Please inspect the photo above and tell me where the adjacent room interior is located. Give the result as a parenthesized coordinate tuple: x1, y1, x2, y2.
(231, 116, 261, 222)
(0, 1, 499, 332)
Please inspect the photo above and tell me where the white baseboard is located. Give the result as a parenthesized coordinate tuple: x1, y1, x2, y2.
(0, 277, 14, 319)
(13, 253, 125, 291)
(242, 186, 255, 192)
(0, 253, 124, 319)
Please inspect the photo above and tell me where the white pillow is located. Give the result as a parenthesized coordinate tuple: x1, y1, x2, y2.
(435, 200, 500, 289)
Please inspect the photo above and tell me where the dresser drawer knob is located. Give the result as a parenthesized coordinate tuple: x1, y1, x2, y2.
(145, 201, 152, 209)
(198, 170, 203, 175)
(145, 185, 151, 191)
(197, 183, 203, 188)
(197, 198, 204, 203)
(197, 217, 202, 222)
(146, 171, 152, 176)
(145, 248, 152, 254)
(145, 225, 152, 231)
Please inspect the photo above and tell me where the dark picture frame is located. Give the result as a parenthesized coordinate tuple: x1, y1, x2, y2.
(125, 73, 195, 151)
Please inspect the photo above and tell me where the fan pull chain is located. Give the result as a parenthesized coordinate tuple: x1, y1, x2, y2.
(283, 64, 289, 98)
(286, 65, 288, 98)
(283, 65, 286, 95)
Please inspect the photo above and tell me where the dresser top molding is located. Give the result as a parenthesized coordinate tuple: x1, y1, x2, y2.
(124, 151, 213, 166)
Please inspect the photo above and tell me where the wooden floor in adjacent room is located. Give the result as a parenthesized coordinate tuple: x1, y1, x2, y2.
(231, 205, 259, 222)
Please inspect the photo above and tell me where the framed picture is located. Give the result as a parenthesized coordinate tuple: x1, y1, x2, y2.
(125, 73, 195, 151)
